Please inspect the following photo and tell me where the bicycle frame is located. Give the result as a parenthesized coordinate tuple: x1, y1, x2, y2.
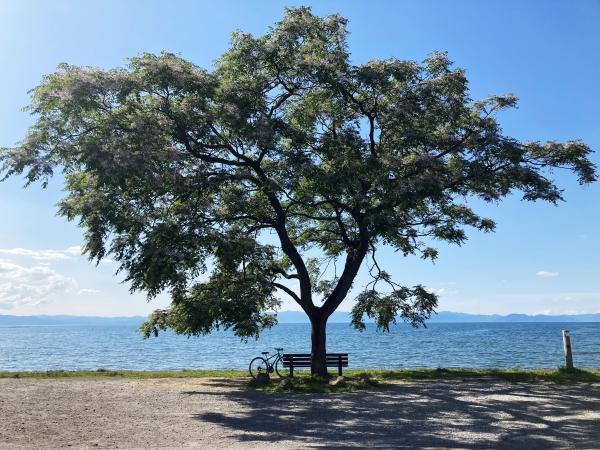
(263, 349, 284, 367)
(249, 348, 285, 379)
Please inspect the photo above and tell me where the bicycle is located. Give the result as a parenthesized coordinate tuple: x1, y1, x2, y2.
(249, 347, 285, 379)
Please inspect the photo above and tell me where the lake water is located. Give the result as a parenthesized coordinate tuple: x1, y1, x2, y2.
(1, 322, 599, 371)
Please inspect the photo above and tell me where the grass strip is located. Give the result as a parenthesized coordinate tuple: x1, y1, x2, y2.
(0, 368, 248, 379)
(351, 367, 600, 383)
(1, 367, 599, 384)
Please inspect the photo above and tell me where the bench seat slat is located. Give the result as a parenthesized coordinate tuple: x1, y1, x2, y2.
(282, 360, 348, 364)
(282, 353, 349, 375)
(282, 359, 347, 361)
(282, 362, 348, 365)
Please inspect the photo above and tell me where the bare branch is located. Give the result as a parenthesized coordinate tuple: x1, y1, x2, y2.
(273, 282, 301, 304)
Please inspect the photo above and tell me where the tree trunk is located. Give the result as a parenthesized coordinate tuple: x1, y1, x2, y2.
(310, 314, 328, 377)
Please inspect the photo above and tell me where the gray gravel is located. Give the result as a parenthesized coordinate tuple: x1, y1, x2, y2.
(1, 377, 599, 449)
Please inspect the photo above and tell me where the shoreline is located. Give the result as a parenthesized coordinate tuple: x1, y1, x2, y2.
(2, 367, 600, 383)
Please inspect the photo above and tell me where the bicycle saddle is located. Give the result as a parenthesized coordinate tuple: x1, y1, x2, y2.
(261, 351, 269, 355)
(275, 347, 283, 351)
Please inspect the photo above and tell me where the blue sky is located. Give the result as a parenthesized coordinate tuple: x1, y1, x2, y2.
(0, 0, 598, 317)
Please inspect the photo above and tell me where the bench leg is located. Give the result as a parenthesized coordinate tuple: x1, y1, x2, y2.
(290, 363, 294, 378)
(338, 355, 342, 376)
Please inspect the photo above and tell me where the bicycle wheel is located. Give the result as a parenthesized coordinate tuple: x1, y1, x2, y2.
(274, 355, 286, 378)
(249, 357, 268, 379)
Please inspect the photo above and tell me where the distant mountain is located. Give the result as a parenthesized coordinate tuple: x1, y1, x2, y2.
(428, 312, 600, 323)
(275, 311, 600, 323)
(0, 315, 145, 326)
(0, 311, 351, 326)
(1, 311, 600, 326)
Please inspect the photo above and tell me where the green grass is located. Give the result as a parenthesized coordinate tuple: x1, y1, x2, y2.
(1, 367, 599, 385)
(251, 368, 600, 393)
(0, 368, 248, 379)
(345, 367, 600, 383)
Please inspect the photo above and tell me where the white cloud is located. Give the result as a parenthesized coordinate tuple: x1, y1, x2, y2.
(0, 246, 82, 261)
(425, 287, 446, 296)
(78, 288, 100, 295)
(0, 259, 76, 309)
(99, 258, 118, 264)
(536, 271, 559, 278)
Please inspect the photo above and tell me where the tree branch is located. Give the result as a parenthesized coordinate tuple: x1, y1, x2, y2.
(321, 221, 369, 318)
(273, 282, 301, 304)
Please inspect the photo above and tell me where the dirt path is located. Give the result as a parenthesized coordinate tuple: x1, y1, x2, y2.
(1, 377, 599, 449)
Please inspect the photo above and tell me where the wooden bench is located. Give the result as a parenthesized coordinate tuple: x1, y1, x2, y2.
(282, 353, 348, 377)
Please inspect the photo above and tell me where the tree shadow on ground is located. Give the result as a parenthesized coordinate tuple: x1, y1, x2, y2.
(186, 380, 600, 448)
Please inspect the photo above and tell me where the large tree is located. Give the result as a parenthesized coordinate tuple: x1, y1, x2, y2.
(1, 8, 595, 376)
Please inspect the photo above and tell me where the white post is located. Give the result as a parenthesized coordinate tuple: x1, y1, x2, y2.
(562, 329, 574, 370)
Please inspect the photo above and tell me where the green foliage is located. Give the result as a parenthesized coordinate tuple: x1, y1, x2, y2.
(351, 286, 437, 331)
(1, 7, 595, 338)
(140, 237, 280, 339)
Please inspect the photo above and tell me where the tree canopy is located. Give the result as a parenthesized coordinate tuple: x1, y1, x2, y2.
(1, 8, 595, 365)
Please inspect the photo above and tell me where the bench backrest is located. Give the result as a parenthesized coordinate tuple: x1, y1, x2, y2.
(282, 353, 348, 368)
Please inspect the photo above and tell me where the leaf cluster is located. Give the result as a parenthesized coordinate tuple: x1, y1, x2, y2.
(1, 7, 595, 336)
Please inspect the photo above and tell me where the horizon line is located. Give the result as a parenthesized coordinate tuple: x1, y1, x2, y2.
(2, 310, 600, 319)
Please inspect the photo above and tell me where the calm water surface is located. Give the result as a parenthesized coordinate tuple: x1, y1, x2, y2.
(1, 322, 599, 371)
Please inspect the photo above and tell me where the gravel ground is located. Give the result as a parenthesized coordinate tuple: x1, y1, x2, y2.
(1, 377, 599, 449)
